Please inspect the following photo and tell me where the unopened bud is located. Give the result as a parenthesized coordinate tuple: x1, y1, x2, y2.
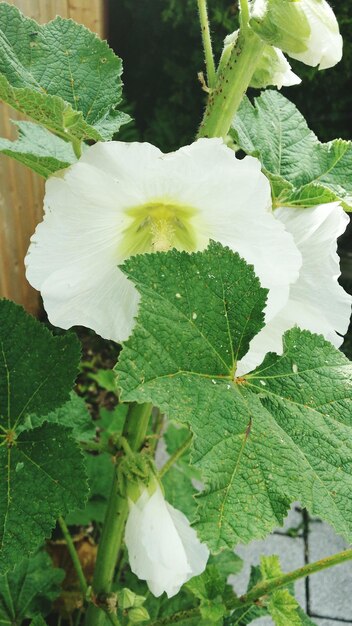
(250, 0, 342, 70)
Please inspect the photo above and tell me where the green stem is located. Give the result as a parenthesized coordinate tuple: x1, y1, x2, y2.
(197, 29, 265, 139)
(197, 0, 216, 89)
(85, 402, 152, 626)
(58, 517, 88, 597)
(159, 433, 193, 478)
(231, 547, 352, 610)
(72, 137, 82, 159)
(148, 548, 352, 625)
(239, 0, 250, 31)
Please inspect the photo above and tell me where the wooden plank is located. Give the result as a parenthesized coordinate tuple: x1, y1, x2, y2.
(0, 0, 106, 314)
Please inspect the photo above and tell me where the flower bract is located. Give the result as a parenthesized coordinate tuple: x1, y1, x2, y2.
(25, 138, 300, 343)
(125, 485, 209, 597)
(250, 0, 343, 70)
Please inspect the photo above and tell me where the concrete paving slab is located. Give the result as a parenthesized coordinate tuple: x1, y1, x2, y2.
(275, 503, 304, 536)
(308, 522, 352, 622)
(230, 531, 306, 607)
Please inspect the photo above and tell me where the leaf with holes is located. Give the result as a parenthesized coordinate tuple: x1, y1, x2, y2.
(116, 242, 352, 551)
(232, 91, 352, 210)
(0, 4, 130, 145)
(0, 299, 87, 573)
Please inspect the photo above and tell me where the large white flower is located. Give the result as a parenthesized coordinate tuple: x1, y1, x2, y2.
(250, 0, 343, 70)
(238, 202, 352, 375)
(25, 138, 301, 343)
(125, 485, 209, 597)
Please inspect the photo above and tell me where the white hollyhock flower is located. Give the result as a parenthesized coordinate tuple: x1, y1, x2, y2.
(250, 0, 343, 70)
(238, 202, 352, 375)
(25, 138, 301, 343)
(125, 485, 209, 597)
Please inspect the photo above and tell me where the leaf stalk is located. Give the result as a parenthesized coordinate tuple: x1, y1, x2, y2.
(159, 432, 193, 478)
(58, 516, 88, 596)
(197, 0, 217, 89)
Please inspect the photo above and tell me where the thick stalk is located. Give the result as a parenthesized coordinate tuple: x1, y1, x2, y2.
(197, 0, 216, 89)
(148, 548, 352, 625)
(85, 402, 152, 626)
(197, 29, 265, 139)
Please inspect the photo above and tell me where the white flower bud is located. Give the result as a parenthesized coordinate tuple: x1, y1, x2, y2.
(250, 0, 343, 70)
(221, 31, 300, 89)
(250, 46, 301, 89)
(125, 485, 209, 598)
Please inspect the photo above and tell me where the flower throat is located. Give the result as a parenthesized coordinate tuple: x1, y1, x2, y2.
(120, 199, 198, 257)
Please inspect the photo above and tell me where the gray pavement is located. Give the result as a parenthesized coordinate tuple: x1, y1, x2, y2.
(229, 505, 352, 625)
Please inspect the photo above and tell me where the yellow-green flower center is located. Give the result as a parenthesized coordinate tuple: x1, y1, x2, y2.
(120, 199, 198, 257)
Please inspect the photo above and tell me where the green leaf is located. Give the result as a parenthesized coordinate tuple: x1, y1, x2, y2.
(116, 243, 352, 551)
(0, 4, 130, 144)
(0, 121, 76, 177)
(0, 550, 64, 624)
(208, 550, 243, 578)
(0, 299, 87, 572)
(26, 391, 95, 442)
(260, 554, 283, 580)
(269, 589, 301, 626)
(232, 91, 352, 210)
(226, 566, 268, 625)
(162, 423, 200, 518)
(30, 618, 48, 626)
(66, 452, 114, 525)
(88, 369, 118, 393)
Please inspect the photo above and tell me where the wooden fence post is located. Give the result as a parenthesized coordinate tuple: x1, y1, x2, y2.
(0, 0, 106, 315)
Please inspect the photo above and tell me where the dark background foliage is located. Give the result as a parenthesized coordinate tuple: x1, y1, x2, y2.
(108, 0, 352, 356)
(109, 0, 352, 150)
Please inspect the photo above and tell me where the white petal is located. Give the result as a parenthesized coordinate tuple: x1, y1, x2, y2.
(25, 174, 139, 342)
(272, 48, 301, 88)
(289, 0, 342, 69)
(167, 504, 210, 578)
(125, 487, 208, 598)
(238, 203, 351, 374)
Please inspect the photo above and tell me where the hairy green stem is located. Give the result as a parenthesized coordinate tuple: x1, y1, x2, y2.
(71, 137, 82, 159)
(148, 548, 352, 625)
(239, 0, 250, 30)
(85, 402, 152, 626)
(231, 547, 352, 609)
(197, 0, 217, 89)
(159, 433, 193, 478)
(58, 516, 88, 597)
(197, 29, 265, 138)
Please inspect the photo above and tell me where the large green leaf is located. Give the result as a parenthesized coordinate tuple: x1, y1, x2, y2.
(0, 4, 129, 143)
(116, 243, 352, 551)
(26, 391, 95, 442)
(0, 121, 76, 178)
(0, 551, 64, 625)
(0, 300, 87, 572)
(232, 91, 352, 210)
